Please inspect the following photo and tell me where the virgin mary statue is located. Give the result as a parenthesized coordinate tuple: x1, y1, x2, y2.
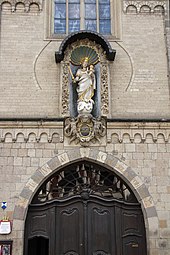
(69, 46, 99, 115)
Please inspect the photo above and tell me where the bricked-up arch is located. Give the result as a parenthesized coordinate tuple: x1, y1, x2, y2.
(13, 147, 158, 253)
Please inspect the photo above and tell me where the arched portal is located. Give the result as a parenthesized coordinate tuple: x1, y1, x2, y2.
(24, 160, 147, 255)
(13, 148, 158, 255)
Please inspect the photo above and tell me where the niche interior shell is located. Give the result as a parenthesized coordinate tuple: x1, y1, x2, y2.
(70, 46, 100, 66)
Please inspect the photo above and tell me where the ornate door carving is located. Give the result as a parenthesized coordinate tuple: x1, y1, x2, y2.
(25, 197, 146, 255)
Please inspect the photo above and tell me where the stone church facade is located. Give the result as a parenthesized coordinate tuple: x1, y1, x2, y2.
(0, 0, 170, 255)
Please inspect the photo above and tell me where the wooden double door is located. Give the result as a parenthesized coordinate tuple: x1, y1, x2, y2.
(25, 195, 147, 255)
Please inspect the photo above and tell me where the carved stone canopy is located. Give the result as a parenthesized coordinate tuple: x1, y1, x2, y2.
(55, 30, 116, 63)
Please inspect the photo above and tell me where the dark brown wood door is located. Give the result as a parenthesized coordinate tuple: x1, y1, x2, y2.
(25, 196, 147, 255)
(55, 198, 116, 255)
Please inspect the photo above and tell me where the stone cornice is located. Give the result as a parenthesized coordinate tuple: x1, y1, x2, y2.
(0, 121, 170, 144)
(107, 122, 170, 143)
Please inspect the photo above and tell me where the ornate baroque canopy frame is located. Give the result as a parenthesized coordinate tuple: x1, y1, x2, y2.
(61, 39, 110, 117)
(55, 31, 116, 146)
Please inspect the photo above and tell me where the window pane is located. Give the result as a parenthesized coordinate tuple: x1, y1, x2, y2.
(55, 3, 66, 19)
(69, 0, 80, 2)
(85, 4, 96, 19)
(55, 0, 66, 3)
(85, 20, 97, 31)
(54, 19, 66, 33)
(69, 3, 80, 19)
(99, 19, 111, 34)
(99, 4, 110, 19)
(85, 0, 96, 3)
(69, 19, 80, 32)
(99, 0, 109, 3)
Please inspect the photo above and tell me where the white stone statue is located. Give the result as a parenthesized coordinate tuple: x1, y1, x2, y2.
(72, 57, 96, 114)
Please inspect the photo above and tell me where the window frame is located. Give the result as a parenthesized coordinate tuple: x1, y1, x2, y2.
(44, 0, 122, 40)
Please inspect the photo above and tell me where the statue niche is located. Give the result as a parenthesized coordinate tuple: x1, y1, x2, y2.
(55, 31, 116, 146)
(69, 46, 100, 117)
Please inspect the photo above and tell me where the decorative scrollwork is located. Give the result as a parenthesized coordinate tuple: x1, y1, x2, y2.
(101, 63, 109, 115)
(61, 63, 70, 116)
(63, 208, 77, 215)
(93, 251, 110, 255)
(64, 115, 106, 146)
(94, 208, 108, 215)
(65, 252, 78, 255)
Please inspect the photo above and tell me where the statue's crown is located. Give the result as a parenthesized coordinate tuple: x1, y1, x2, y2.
(81, 57, 89, 64)
(84, 57, 89, 62)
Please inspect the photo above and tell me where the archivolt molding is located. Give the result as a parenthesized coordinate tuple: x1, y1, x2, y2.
(13, 148, 158, 238)
(0, 0, 42, 12)
(123, 1, 166, 13)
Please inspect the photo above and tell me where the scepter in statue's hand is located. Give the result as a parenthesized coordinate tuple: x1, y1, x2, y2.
(68, 65, 76, 83)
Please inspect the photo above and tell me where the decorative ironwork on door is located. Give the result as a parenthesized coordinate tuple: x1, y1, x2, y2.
(32, 162, 137, 204)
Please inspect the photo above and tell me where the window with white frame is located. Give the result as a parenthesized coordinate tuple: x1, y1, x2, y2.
(54, 0, 111, 34)
(45, 0, 122, 39)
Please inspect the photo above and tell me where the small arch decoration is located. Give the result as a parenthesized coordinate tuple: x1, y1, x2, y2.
(0, 0, 42, 12)
(123, 0, 166, 14)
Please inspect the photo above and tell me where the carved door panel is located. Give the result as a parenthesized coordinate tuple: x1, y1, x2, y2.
(115, 204, 147, 255)
(87, 201, 116, 255)
(55, 201, 84, 255)
(25, 197, 147, 255)
(55, 198, 116, 255)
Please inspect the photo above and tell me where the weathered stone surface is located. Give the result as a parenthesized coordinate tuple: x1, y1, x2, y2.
(58, 152, 70, 165)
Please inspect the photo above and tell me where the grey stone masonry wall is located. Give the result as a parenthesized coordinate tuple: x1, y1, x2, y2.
(0, 121, 169, 255)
